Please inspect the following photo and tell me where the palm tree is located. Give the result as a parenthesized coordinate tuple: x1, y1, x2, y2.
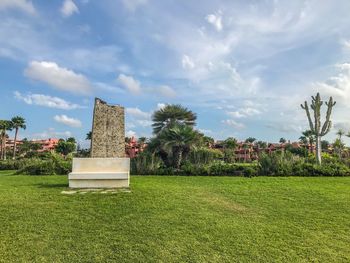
(159, 124, 198, 169)
(302, 130, 315, 153)
(333, 138, 345, 158)
(336, 129, 345, 141)
(242, 143, 250, 162)
(202, 136, 214, 148)
(86, 131, 92, 140)
(137, 137, 147, 151)
(279, 138, 287, 144)
(224, 137, 238, 149)
(0, 120, 13, 160)
(245, 137, 256, 144)
(11, 116, 26, 159)
(321, 140, 330, 152)
(299, 136, 308, 145)
(152, 104, 196, 134)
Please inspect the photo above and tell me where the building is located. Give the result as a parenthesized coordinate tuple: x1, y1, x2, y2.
(125, 137, 147, 158)
(4, 138, 59, 152)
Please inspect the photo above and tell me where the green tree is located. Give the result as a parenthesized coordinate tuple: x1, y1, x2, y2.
(152, 104, 196, 134)
(245, 137, 256, 144)
(159, 124, 198, 169)
(0, 120, 13, 160)
(301, 130, 315, 153)
(321, 140, 330, 152)
(86, 131, 92, 140)
(256, 141, 267, 149)
(299, 135, 308, 145)
(223, 137, 238, 149)
(202, 136, 214, 148)
(301, 93, 336, 165)
(279, 138, 287, 144)
(18, 138, 41, 157)
(11, 116, 26, 160)
(137, 137, 147, 150)
(66, 137, 76, 144)
(336, 129, 345, 140)
(333, 138, 345, 158)
(55, 139, 76, 156)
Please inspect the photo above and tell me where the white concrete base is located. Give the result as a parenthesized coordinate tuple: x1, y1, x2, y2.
(69, 158, 130, 188)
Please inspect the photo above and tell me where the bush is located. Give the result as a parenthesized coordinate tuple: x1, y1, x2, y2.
(259, 152, 297, 176)
(15, 152, 72, 175)
(259, 151, 350, 177)
(131, 152, 163, 175)
(188, 148, 224, 165)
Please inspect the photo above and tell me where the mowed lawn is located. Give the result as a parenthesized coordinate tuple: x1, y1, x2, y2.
(0, 171, 349, 263)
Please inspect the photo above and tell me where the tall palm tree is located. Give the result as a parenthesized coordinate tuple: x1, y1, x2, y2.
(0, 120, 13, 160)
(159, 124, 198, 169)
(152, 104, 196, 134)
(11, 116, 26, 159)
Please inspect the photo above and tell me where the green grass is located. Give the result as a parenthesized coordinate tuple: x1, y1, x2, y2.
(0, 171, 349, 262)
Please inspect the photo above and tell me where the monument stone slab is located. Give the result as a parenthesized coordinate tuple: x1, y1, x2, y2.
(69, 98, 130, 189)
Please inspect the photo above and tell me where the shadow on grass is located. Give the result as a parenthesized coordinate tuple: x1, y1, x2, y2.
(36, 183, 68, 188)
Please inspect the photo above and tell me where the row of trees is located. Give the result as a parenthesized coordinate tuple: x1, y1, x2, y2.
(0, 116, 26, 160)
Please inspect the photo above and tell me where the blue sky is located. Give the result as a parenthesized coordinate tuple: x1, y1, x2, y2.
(2, 0, 350, 147)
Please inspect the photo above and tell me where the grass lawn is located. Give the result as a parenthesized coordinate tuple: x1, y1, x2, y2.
(0, 171, 349, 262)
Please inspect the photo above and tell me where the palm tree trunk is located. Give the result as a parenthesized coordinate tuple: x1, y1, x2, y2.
(176, 149, 183, 169)
(2, 134, 6, 160)
(13, 128, 18, 160)
(0, 134, 3, 160)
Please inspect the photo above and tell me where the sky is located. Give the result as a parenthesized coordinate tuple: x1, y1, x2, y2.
(1, 0, 350, 147)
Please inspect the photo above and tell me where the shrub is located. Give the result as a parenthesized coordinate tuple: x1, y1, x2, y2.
(188, 148, 224, 165)
(131, 152, 163, 175)
(15, 152, 72, 175)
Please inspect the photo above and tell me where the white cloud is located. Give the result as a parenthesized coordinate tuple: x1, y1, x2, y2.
(341, 39, 350, 50)
(32, 128, 72, 140)
(227, 111, 245, 118)
(265, 123, 302, 133)
(24, 61, 92, 95)
(313, 63, 350, 106)
(156, 85, 176, 98)
(126, 107, 150, 119)
(0, 0, 36, 15)
(182, 55, 195, 69)
(118, 74, 175, 97)
(157, 103, 166, 109)
(121, 0, 147, 12)
(126, 130, 137, 138)
(136, 120, 152, 127)
(227, 107, 262, 119)
(118, 74, 141, 94)
(54, 115, 82, 128)
(222, 119, 245, 129)
(61, 0, 79, 17)
(206, 11, 223, 31)
(14, 91, 84, 110)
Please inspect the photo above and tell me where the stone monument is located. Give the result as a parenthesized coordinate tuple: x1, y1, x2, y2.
(68, 98, 130, 188)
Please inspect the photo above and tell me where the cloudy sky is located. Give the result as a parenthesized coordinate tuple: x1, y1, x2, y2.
(1, 0, 350, 146)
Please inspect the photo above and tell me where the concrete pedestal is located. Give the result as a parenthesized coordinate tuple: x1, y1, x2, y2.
(69, 158, 130, 188)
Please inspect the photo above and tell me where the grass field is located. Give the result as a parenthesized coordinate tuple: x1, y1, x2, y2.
(0, 171, 349, 262)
